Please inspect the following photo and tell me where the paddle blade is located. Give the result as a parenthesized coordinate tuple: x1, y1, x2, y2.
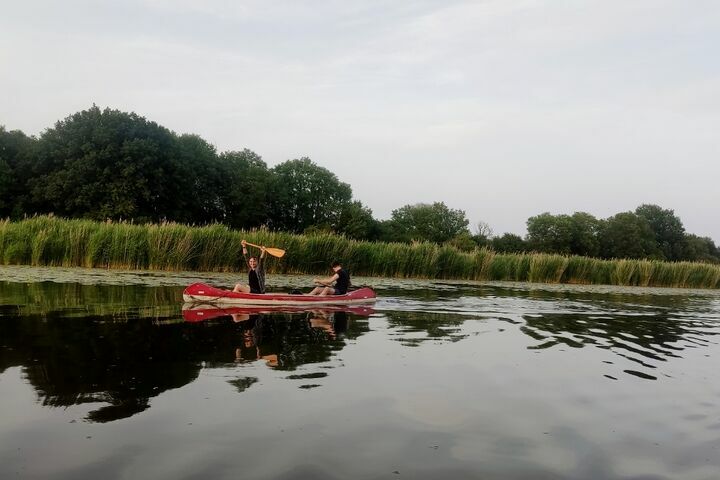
(265, 247, 285, 258)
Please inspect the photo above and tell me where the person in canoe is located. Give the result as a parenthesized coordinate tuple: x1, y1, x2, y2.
(233, 239, 267, 294)
(307, 261, 350, 296)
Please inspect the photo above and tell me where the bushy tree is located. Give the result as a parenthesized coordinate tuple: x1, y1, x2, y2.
(635, 204, 686, 260)
(491, 233, 527, 253)
(384, 202, 469, 244)
(0, 126, 36, 217)
(0, 156, 9, 212)
(599, 212, 661, 259)
(335, 201, 379, 240)
(526, 213, 574, 254)
(268, 158, 352, 233)
(376, 219, 396, 243)
(526, 212, 601, 256)
(175, 134, 227, 224)
(446, 232, 478, 252)
(219, 149, 270, 229)
(568, 212, 602, 257)
(683, 234, 720, 263)
(28, 106, 187, 222)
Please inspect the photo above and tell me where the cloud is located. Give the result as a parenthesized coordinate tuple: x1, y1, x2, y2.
(1, 0, 718, 240)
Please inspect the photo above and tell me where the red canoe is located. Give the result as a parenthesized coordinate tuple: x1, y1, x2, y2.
(182, 282, 377, 306)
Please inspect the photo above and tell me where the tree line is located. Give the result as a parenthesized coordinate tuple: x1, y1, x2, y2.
(1, 106, 717, 263)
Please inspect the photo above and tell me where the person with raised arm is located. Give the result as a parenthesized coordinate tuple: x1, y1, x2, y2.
(233, 239, 267, 294)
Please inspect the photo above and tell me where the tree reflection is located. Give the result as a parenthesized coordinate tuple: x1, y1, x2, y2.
(521, 310, 718, 368)
(384, 311, 469, 345)
(0, 295, 371, 423)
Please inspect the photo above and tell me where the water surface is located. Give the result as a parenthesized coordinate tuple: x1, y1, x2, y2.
(1, 265, 719, 479)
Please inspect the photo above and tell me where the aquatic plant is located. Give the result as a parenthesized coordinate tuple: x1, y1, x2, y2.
(1, 216, 718, 289)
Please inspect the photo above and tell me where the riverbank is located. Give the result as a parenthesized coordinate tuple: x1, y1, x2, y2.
(1, 216, 718, 288)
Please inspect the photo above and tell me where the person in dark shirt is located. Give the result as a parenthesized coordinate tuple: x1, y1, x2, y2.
(307, 261, 350, 295)
(233, 239, 267, 294)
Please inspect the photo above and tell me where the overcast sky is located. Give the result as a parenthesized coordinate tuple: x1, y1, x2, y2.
(2, 0, 719, 241)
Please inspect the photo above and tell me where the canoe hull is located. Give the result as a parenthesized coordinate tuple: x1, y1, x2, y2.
(182, 282, 377, 306)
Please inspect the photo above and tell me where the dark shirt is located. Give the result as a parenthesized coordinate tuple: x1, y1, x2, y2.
(248, 268, 261, 294)
(244, 252, 266, 294)
(334, 268, 350, 295)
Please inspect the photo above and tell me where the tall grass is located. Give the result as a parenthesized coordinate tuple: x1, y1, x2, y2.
(1, 215, 719, 289)
(528, 254, 568, 283)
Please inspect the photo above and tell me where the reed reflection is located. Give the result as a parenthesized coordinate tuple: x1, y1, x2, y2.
(0, 280, 182, 320)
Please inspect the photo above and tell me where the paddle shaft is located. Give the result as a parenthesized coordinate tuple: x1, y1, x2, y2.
(244, 241, 285, 258)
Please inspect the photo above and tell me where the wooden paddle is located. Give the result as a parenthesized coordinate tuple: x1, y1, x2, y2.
(244, 241, 285, 258)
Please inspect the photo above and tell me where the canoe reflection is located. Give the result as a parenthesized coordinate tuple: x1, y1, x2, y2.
(182, 305, 374, 367)
(181, 304, 374, 369)
(232, 313, 347, 367)
(182, 303, 375, 322)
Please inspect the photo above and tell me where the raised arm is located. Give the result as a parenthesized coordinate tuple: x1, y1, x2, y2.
(258, 247, 266, 270)
(241, 239, 251, 268)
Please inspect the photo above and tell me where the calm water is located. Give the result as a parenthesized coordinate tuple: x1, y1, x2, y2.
(1, 265, 719, 480)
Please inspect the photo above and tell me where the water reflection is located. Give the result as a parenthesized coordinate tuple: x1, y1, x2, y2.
(221, 310, 367, 368)
(384, 311, 470, 346)
(0, 310, 202, 423)
(0, 282, 372, 423)
(374, 282, 720, 384)
(2, 270, 720, 478)
(520, 310, 719, 381)
(181, 303, 375, 322)
(0, 280, 181, 320)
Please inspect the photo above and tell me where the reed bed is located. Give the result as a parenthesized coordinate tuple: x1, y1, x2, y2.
(1, 216, 719, 289)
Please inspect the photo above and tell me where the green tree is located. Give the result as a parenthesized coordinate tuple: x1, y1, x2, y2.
(682, 234, 719, 263)
(0, 126, 36, 217)
(526, 213, 574, 254)
(335, 201, 379, 240)
(635, 204, 686, 260)
(219, 149, 270, 229)
(491, 233, 527, 253)
(0, 156, 9, 212)
(385, 202, 469, 243)
(446, 232, 478, 252)
(568, 212, 602, 257)
(174, 134, 227, 224)
(598, 212, 661, 259)
(268, 158, 352, 233)
(28, 106, 187, 222)
(375, 219, 396, 243)
(471, 221, 493, 247)
(526, 212, 601, 256)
